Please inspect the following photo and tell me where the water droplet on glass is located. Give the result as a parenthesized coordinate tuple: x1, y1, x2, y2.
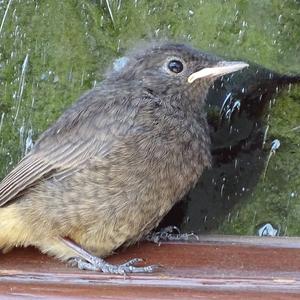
(258, 223, 278, 237)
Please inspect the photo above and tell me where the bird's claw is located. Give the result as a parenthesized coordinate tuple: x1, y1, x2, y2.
(146, 226, 199, 243)
(69, 257, 157, 274)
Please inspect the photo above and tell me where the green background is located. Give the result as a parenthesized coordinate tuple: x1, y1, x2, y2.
(0, 0, 299, 235)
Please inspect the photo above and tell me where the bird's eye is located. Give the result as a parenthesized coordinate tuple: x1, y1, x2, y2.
(167, 60, 184, 73)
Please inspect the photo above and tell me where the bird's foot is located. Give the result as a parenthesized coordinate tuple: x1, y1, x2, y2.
(69, 256, 157, 274)
(145, 226, 199, 244)
(62, 237, 158, 274)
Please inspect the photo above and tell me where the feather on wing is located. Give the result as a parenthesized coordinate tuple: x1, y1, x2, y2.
(0, 87, 140, 207)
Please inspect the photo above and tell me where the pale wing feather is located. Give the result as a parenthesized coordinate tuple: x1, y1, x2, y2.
(0, 135, 109, 206)
(0, 157, 52, 205)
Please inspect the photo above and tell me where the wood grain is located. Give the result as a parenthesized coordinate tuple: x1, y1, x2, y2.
(0, 236, 300, 299)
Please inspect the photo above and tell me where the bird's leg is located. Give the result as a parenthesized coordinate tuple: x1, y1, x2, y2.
(61, 237, 157, 274)
(145, 226, 199, 244)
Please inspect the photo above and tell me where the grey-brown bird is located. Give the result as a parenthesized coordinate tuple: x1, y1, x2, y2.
(0, 42, 248, 273)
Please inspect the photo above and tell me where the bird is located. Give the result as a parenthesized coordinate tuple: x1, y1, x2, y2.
(0, 42, 248, 274)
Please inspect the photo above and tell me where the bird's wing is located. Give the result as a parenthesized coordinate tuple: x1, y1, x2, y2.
(0, 136, 110, 207)
(0, 88, 141, 207)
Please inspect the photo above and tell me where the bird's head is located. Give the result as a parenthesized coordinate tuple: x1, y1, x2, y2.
(107, 42, 248, 108)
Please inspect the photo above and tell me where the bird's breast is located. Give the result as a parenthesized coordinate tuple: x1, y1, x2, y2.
(127, 109, 211, 204)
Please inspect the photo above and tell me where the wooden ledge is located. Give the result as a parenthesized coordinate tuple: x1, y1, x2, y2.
(0, 236, 300, 299)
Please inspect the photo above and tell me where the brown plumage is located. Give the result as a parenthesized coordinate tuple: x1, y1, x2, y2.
(0, 42, 248, 273)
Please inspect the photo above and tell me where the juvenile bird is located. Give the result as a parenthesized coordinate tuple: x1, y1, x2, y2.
(0, 42, 248, 273)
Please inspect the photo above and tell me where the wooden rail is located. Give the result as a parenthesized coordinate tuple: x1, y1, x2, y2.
(0, 236, 300, 299)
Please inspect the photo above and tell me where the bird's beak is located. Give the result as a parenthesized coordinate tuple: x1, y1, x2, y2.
(188, 61, 249, 83)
